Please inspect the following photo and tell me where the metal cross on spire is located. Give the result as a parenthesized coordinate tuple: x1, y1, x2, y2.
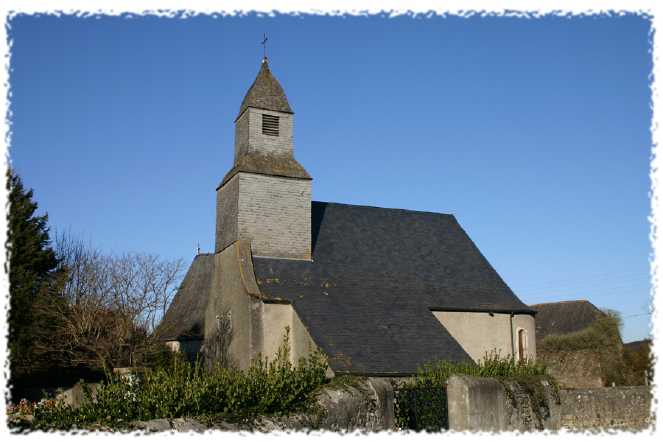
(261, 33, 268, 62)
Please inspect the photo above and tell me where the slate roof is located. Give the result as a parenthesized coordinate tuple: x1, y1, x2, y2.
(252, 201, 535, 376)
(529, 300, 606, 344)
(219, 153, 311, 188)
(236, 59, 293, 121)
(156, 254, 214, 341)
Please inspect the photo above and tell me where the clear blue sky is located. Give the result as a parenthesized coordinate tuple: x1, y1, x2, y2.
(8, 14, 652, 342)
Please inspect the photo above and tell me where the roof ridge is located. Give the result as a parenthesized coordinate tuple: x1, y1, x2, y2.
(313, 200, 455, 217)
(531, 299, 591, 306)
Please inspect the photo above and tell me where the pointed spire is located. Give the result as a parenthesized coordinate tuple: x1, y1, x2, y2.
(236, 59, 293, 121)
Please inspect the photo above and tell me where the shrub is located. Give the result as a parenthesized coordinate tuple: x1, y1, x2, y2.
(412, 350, 547, 389)
(622, 341, 653, 386)
(394, 351, 552, 431)
(30, 331, 328, 430)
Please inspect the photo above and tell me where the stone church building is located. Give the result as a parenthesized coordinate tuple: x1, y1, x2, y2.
(157, 58, 537, 376)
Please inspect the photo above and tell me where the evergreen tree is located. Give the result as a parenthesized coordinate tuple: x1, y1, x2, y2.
(6, 169, 63, 383)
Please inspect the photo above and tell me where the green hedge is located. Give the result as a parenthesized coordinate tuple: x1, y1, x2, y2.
(29, 337, 327, 430)
(412, 350, 547, 389)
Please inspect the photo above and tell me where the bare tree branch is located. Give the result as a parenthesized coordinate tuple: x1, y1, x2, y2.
(51, 231, 184, 371)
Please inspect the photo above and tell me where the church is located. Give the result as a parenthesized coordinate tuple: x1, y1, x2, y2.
(156, 57, 537, 376)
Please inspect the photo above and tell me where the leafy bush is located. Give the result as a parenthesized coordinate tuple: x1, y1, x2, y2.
(394, 384, 448, 432)
(412, 350, 547, 389)
(622, 340, 653, 386)
(30, 331, 328, 430)
(394, 351, 551, 431)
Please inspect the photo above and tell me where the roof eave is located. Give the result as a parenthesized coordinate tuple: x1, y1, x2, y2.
(430, 306, 537, 316)
(234, 105, 294, 123)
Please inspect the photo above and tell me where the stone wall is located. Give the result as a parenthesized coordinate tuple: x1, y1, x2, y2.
(447, 375, 560, 432)
(55, 382, 100, 409)
(446, 374, 652, 432)
(446, 375, 511, 431)
(313, 377, 395, 431)
(537, 349, 603, 389)
(48, 375, 653, 433)
(559, 387, 652, 431)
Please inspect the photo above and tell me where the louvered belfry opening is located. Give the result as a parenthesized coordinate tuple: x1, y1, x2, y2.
(262, 114, 280, 136)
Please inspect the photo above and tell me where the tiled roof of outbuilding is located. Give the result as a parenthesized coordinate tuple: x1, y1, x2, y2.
(530, 300, 606, 344)
(253, 202, 535, 376)
(236, 59, 293, 120)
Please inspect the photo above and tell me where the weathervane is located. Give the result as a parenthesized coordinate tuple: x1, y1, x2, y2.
(261, 33, 268, 61)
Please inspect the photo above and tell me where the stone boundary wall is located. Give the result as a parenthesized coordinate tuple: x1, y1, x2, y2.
(47, 375, 653, 433)
(447, 375, 560, 431)
(559, 387, 652, 431)
(446, 374, 652, 432)
(537, 349, 603, 389)
(313, 377, 395, 431)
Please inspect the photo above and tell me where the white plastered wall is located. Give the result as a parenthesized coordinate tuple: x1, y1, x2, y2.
(432, 311, 536, 362)
(262, 302, 317, 364)
(204, 241, 319, 371)
(205, 242, 256, 370)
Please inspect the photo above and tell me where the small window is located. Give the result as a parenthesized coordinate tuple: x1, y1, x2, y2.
(262, 114, 279, 136)
(518, 329, 527, 363)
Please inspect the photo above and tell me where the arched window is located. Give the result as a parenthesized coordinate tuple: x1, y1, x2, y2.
(517, 329, 528, 363)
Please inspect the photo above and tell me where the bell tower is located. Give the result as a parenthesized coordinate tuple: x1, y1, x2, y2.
(215, 58, 312, 260)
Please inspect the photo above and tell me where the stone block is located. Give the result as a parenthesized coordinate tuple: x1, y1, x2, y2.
(559, 386, 652, 431)
(447, 374, 508, 432)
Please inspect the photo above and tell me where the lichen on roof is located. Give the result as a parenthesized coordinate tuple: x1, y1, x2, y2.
(219, 152, 311, 188)
(236, 59, 293, 120)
